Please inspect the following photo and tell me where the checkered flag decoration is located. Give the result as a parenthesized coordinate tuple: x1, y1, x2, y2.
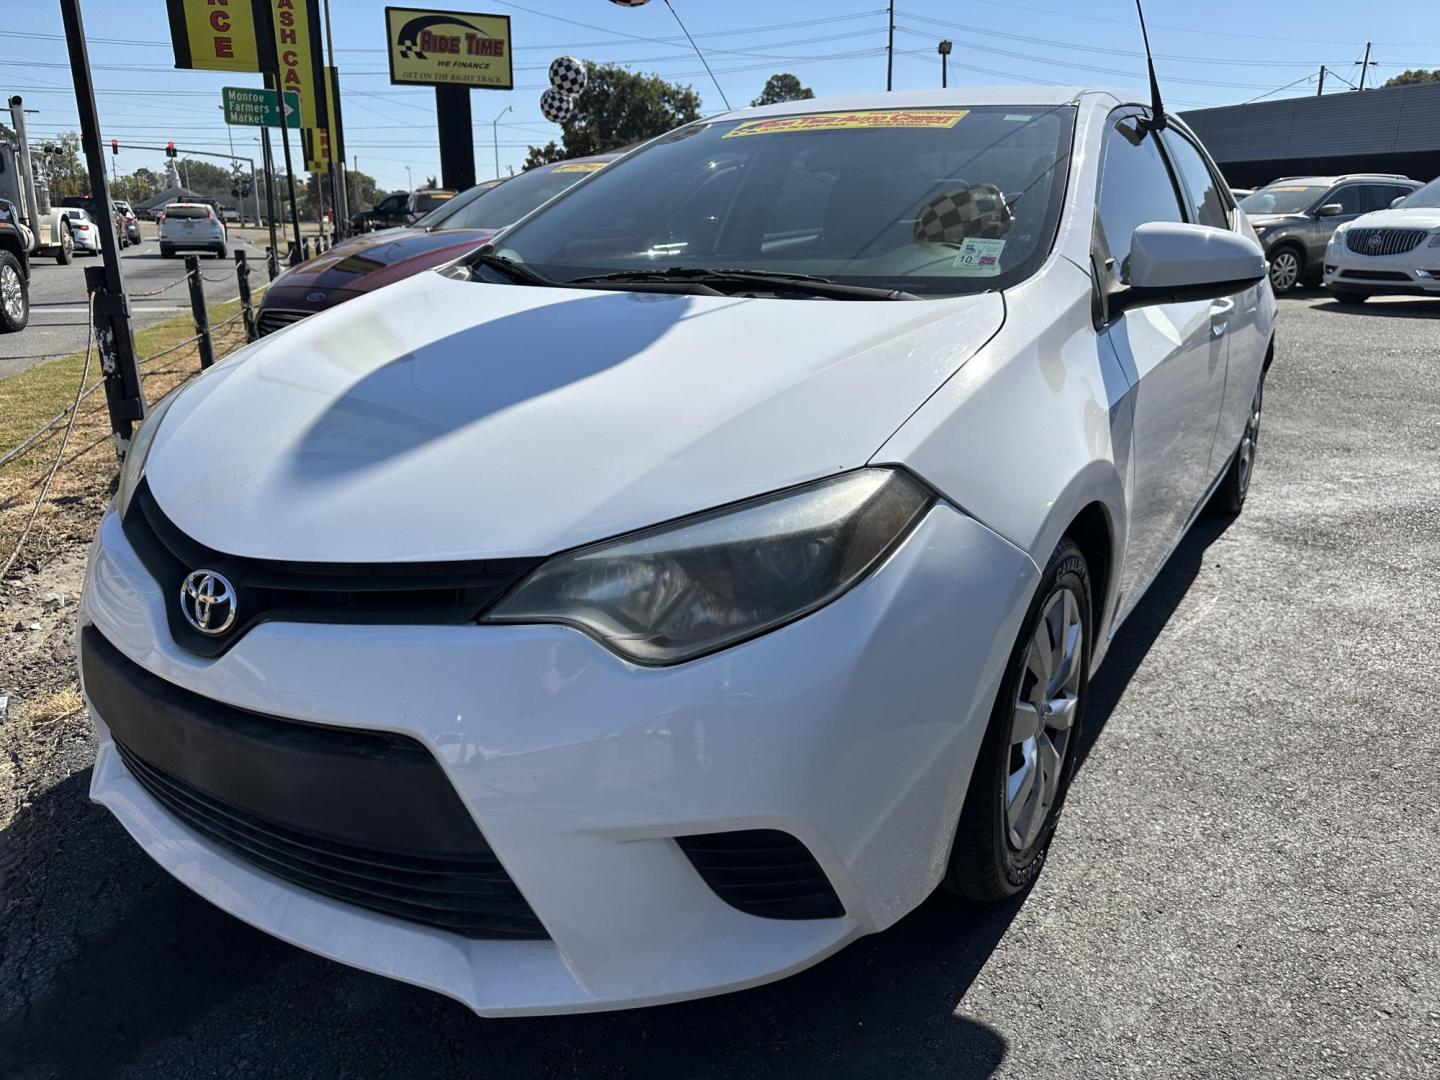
(913, 184, 1013, 245)
(540, 87, 576, 124)
(548, 56, 588, 95)
(607, 0, 653, 6)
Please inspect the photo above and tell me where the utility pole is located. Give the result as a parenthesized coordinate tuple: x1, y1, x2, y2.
(260, 128, 280, 277)
(938, 40, 952, 89)
(886, 0, 895, 91)
(491, 105, 511, 180)
(58, 0, 143, 454)
(267, 71, 304, 262)
(322, 0, 346, 236)
(1317, 65, 1326, 96)
(1356, 43, 1375, 91)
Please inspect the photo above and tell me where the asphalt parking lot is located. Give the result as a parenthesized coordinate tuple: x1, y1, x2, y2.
(1, 288, 1437, 1079)
(0, 224, 269, 380)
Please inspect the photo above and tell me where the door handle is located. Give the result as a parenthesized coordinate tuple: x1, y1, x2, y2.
(1209, 297, 1235, 337)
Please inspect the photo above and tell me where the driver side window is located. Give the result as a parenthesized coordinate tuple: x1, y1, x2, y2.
(1095, 114, 1185, 286)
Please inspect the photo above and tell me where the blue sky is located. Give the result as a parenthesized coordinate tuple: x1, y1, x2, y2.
(5, 0, 1438, 193)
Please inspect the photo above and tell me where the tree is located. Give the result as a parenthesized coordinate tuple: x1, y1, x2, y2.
(175, 158, 230, 196)
(751, 73, 814, 107)
(524, 63, 700, 164)
(1382, 68, 1440, 88)
(523, 141, 565, 171)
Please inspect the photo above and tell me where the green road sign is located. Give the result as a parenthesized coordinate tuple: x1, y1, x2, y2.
(222, 86, 301, 129)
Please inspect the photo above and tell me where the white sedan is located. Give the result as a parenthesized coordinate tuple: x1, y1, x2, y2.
(1324, 176, 1440, 303)
(79, 86, 1274, 1016)
(56, 207, 101, 255)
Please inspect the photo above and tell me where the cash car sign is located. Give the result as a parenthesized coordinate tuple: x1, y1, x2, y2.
(384, 7, 514, 89)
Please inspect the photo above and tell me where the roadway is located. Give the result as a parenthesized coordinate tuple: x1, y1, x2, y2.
(0, 223, 270, 380)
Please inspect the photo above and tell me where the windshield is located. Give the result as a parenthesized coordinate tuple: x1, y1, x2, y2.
(1395, 177, 1440, 210)
(1240, 184, 1327, 216)
(424, 162, 608, 231)
(490, 106, 1075, 298)
(413, 178, 503, 228)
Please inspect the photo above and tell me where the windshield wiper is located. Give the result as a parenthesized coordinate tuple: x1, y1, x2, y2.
(566, 266, 920, 300)
(469, 252, 557, 287)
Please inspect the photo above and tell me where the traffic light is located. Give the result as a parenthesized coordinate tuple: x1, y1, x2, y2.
(165, 141, 176, 158)
(110, 139, 118, 155)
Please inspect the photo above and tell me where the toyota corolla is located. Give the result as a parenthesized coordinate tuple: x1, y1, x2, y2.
(79, 87, 1274, 1016)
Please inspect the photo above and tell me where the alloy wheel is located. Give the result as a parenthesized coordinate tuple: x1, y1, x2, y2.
(1236, 383, 1263, 499)
(1269, 250, 1299, 293)
(1005, 586, 1083, 852)
(0, 264, 23, 321)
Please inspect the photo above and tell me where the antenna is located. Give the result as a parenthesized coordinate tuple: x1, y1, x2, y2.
(1135, 0, 1166, 131)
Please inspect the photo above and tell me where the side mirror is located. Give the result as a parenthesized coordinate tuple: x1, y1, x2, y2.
(1390, 195, 1408, 208)
(1109, 222, 1267, 319)
(1315, 203, 1345, 217)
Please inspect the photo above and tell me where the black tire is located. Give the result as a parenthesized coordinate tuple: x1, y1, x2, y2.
(1332, 290, 1368, 306)
(160, 244, 174, 258)
(0, 251, 30, 333)
(215, 243, 228, 259)
(55, 223, 74, 265)
(1211, 374, 1264, 517)
(1267, 244, 1304, 294)
(946, 539, 1091, 902)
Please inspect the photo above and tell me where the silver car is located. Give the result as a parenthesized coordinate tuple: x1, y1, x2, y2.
(1239, 174, 1420, 293)
(157, 202, 228, 259)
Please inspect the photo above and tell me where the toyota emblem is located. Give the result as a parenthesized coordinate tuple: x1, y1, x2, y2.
(180, 570, 237, 635)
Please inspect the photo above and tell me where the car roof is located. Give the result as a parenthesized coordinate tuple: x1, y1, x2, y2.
(166, 202, 211, 208)
(1262, 174, 1418, 187)
(713, 85, 1116, 123)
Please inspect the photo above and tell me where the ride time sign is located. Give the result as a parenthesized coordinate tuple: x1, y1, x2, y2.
(384, 7, 514, 89)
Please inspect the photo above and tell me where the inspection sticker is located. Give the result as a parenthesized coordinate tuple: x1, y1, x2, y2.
(552, 162, 607, 173)
(951, 237, 1006, 276)
(723, 110, 969, 137)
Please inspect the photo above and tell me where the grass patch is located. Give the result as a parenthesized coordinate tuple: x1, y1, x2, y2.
(0, 296, 242, 457)
(15, 687, 84, 727)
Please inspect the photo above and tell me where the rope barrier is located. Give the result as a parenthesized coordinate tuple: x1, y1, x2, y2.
(0, 300, 95, 582)
(127, 268, 195, 299)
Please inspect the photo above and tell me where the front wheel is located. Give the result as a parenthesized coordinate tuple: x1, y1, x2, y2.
(947, 539, 1091, 902)
(1211, 377, 1264, 517)
(1267, 247, 1302, 294)
(0, 252, 30, 332)
(55, 224, 74, 265)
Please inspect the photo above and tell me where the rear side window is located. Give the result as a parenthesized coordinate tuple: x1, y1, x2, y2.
(1162, 132, 1230, 230)
(1328, 186, 1366, 214)
(1095, 114, 1185, 285)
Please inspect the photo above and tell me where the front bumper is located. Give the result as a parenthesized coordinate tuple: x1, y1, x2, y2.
(1323, 242, 1440, 295)
(80, 502, 1036, 1015)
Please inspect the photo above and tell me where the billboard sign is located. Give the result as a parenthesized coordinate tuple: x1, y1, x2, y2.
(384, 7, 513, 89)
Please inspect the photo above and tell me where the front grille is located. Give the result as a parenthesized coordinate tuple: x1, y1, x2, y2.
(123, 479, 541, 657)
(677, 830, 845, 920)
(83, 626, 547, 940)
(257, 308, 309, 336)
(1338, 269, 1413, 281)
(1345, 228, 1427, 256)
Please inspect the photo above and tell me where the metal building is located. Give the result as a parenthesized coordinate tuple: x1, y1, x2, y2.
(1181, 81, 1440, 188)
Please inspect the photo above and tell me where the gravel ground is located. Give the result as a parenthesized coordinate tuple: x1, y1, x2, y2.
(1, 290, 1437, 1079)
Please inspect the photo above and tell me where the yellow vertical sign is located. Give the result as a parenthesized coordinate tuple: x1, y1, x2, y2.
(303, 128, 331, 174)
(165, 0, 266, 73)
(270, 0, 322, 131)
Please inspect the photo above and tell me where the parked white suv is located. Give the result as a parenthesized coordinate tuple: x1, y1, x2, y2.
(157, 202, 227, 259)
(1324, 176, 1440, 304)
(80, 87, 1273, 1016)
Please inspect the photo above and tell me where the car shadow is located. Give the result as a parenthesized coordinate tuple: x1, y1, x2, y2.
(0, 520, 1232, 1080)
(1311, 298, 1440, 318)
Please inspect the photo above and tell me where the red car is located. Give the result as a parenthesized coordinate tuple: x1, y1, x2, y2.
(256, 156, 616, 335)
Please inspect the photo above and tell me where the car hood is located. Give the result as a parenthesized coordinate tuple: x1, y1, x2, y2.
(145, 273, 1005, 561)
(1345, 207, 1440, 230)
(1244, 214, 1303, 229)
(269, 227, 497, 291)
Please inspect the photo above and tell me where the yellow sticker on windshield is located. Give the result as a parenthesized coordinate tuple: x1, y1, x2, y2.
(552, 162, 607, 173)
(723, 110, 969, 137)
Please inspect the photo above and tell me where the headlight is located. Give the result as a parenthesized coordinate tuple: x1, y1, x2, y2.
(1429, 232, 1440, 247)
(115, 386, 182, 516)
(486, 468, 931, 664)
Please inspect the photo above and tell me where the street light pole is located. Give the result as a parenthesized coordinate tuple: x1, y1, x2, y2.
(406, 165, 413, 191)
(938, 40, 953, 89)
(491, 105, 511, 180)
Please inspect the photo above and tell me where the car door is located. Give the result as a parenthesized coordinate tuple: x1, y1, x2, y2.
(1306, 183, 1367, 262)
(1094, 111, 1228, 615)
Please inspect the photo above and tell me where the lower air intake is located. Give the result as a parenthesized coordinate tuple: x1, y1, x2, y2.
(677, 829, 845, 920)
